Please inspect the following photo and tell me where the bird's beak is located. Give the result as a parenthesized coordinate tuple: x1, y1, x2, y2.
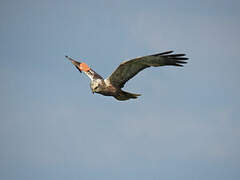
(92, 89, 95, 94)
(65, 55, 82, 73)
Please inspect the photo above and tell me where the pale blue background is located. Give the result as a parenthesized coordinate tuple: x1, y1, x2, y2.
(0, 0, 240, 179)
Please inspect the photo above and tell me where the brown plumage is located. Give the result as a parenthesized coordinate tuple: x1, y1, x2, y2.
(66, 51, 188, 101)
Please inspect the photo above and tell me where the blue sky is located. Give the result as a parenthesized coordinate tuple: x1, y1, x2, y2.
(0, 0, 240, 180)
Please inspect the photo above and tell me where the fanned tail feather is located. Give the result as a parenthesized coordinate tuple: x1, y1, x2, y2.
(114, 90, 141, 101)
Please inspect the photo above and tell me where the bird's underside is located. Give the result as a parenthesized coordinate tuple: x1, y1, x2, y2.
(66, 51, 188, 101)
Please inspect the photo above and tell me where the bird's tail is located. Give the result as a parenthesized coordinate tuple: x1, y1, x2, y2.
(114, 90, 141, 101)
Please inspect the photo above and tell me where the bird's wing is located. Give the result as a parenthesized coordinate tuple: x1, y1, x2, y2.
(66, 56, 103, 81)
(106, 51, 188, 88)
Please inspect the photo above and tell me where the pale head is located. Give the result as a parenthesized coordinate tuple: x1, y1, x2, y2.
(90, 79, 104, 93)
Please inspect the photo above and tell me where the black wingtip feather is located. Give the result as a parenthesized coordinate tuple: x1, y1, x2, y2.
(176, 60, 187, 64)
(151, 50, 188, 67)
(166, 53, 186, 57)
(173, 57, 189, 60)
(152, 51, 174, 56)
(174, 64, 184, 67)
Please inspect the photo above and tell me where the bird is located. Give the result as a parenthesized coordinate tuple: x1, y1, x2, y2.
(66, 51, 188, 101)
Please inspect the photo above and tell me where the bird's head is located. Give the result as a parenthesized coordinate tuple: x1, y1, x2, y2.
(90, 79, 104, 94)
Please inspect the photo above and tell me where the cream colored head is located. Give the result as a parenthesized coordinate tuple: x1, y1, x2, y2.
(90, 79, 104, 93)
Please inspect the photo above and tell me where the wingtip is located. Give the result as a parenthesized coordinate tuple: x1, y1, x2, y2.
(65, 55, 71, 60)
(65, 55, 76, 62)
(152, 51, 174, 56)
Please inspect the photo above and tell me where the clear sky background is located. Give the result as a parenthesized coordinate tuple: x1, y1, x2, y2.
(0, 0, 240, 180)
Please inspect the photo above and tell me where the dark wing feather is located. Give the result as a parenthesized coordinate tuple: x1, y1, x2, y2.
(107, 51, 188, 88)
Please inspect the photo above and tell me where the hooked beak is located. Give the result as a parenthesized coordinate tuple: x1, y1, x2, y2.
(92, 89, 95, 94)
(65, 55, 82, 73)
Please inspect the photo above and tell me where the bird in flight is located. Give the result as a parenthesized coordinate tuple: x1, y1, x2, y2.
(66, 51, 188, 101)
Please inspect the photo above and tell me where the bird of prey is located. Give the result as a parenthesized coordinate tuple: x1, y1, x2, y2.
(66, 51, 188, 101)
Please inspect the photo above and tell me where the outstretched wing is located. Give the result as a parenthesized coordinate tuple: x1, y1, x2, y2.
(66, 56, 103, 81)
(106, 51, 188, 88)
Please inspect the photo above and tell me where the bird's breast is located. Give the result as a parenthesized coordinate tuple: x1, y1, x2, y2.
(98, 85, 118, 96)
